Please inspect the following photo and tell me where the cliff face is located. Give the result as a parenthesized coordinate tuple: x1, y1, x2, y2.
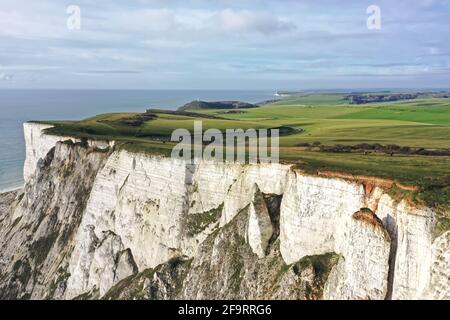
(0, 123, 448, 300)
(0, 138, 109, 299)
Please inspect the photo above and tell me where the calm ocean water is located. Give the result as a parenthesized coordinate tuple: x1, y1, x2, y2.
(0, 89, 274, 192)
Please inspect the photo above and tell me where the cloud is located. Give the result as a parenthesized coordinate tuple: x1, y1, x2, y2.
(0, 72, 13, 81)
(0, 65, 60, 72)
(74, 70, 140, 75)
(140, 39, 194, 49)
(334, 65, 450, 77)
(212, 9, 296, 34)
(101, 8, 296, 38)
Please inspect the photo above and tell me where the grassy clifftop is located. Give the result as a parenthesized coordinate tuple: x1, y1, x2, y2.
(35, 93, 450, 212)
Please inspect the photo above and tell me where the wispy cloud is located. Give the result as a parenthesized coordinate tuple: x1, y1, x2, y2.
(0, 73, 13, 81)
(0, 65, 61, 71)
(74, 70, 140, 75)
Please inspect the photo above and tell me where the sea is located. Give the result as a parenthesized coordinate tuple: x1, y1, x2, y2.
(0, 89, 274, 192)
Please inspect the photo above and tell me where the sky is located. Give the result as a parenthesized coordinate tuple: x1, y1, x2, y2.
(0, 0, 449, 90)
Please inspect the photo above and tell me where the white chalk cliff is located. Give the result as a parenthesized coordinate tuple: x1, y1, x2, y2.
(0, 122, 447, 300)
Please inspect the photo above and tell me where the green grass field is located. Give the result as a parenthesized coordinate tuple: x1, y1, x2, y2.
(38, 93, 450, 213)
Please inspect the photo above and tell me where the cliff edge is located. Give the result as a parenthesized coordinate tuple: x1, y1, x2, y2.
(0, 122, 448, 300)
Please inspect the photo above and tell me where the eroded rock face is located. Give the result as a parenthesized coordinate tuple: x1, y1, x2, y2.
(63, 153, 191, 298)
(23, 123, 66, 182)
(0, 141, 109, 299)
(107, 206, 339, 300)
(324, 209, 391, 299)
(63, 152, 289, 299)
(77, 230, 138, 297)
(177, 205, 339, 300)
(280, 173, 366, 263)
(247, 184, 273, 258)
(0, 123, 447, 300)
(375, 194, 439, 299)
(279, 173, 391, 299)
(0, 191, 20, 231)
(428, 231, 450, 299)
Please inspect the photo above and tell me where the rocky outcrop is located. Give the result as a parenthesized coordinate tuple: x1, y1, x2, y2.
(247, 185, 273, 258)
(323, 209, 390, 299)
(23, 122, 113, 182)
(104, 206, 340, 300)
(177, 204, 341, 300)
(279, 173, 391, 299)
(0, 122, 448, 300)
(375, 194, 437, 299)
